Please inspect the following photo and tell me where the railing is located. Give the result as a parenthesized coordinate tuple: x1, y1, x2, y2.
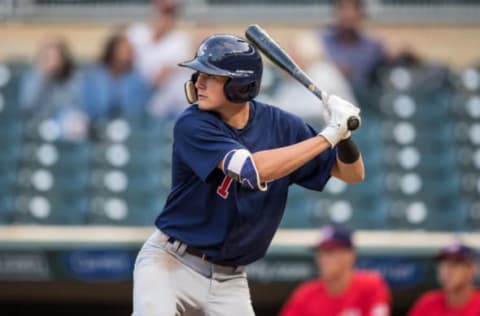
(0, 0, 479, 24)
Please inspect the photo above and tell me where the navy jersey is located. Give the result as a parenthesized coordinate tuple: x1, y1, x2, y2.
(155, 100, 336, 266)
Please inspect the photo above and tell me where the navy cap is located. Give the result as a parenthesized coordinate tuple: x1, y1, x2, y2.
(315, 224, 354, 250)
(435, 240, 476, 262)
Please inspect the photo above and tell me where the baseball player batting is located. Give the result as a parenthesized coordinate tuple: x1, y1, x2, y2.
(132, 33, 364, 316)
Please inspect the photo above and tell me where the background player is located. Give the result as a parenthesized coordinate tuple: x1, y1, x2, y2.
(132, 34, 364, 316)
(279, 224, 390, 316)
(408, 240, 480, 316)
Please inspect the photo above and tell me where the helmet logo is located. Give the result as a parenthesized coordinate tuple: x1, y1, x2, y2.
(198, 44, 209, 56)
(233, 69, 254, 77)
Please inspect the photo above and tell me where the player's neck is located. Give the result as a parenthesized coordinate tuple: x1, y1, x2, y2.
(218, 102, 250, 130)
(446, 284, 474, 307)
(325, 270, 352, 296)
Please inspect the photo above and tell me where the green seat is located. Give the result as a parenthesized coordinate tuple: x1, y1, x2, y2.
(87, 193, 163, 226)
(0, 62, 24, 121)
(11, 192, 88, 225)
(280, 185, 316, 228)
(0, 195, 14, 224)
(309, 172, 388, 230)
(13, 140, 91, 225)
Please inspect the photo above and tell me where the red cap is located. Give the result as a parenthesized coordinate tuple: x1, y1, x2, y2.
(316, 224, 353, 250)
(435, 240, 476, 262)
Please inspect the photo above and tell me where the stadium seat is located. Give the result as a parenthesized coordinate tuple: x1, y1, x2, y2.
(0, 194, 14, 224)
(281, 184, 317, 228)
(11, 192, 88, 225)
(12, 139, 90, 225)
(448, 67, 480, 231)
(85, 114, 170, 226)
(87, 193, 164, 226)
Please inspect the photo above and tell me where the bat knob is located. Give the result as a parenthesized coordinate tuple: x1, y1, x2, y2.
(347, 116, 360, 131)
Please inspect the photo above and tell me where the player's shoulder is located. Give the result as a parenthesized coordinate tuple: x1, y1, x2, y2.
(254, 99, 305, 125)
(472, 290, 480, 301)
(415, 290, 444, 306)
(174, 105, 220, 131)
(407, 290, 443, 316)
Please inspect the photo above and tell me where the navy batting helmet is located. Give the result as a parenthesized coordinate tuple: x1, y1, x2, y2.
(179, 34, 263, 103)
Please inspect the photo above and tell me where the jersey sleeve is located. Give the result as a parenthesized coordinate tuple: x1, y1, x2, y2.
(174, 113, 245, 182)
(289, 121, 337, 191)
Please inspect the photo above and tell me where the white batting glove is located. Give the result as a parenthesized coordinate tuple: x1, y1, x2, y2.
(319, 94, 361, 147)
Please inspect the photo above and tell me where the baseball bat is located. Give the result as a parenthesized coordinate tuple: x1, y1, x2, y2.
(245, 24, 360, 131)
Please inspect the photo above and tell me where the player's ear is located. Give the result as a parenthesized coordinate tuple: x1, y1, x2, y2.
(184, 72, 198, 104)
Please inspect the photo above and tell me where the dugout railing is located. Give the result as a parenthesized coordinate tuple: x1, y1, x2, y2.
(0, 226, 479, 315)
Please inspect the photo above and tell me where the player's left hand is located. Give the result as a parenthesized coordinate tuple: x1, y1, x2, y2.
(319, 94, 361, 147)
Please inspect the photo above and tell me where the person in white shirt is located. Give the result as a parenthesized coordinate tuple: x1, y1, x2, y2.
(127, 0, 193, 119)
(269, 31, 357, 129)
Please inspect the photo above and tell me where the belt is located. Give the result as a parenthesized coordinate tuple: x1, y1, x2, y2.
(159, 232, 245, 277)
(167, 237, 210, 261)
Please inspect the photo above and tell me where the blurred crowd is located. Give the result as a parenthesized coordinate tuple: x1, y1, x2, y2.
(19, 0, 192, 143)
(16, 0, 425, 143)
(4, 0, 480, 314)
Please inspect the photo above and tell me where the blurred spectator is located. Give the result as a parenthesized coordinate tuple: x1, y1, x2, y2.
(408, 239, 480, 316)
(279, 224, 390, 316)
(82, 29, 153, 126)
(320, 0, 387, 90)
(269, 32, 357, 128)
(19, 35, 88, 141)
(127, 0, 192, 119)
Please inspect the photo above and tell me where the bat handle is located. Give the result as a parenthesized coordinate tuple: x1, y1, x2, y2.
(347, 116, 360, 131)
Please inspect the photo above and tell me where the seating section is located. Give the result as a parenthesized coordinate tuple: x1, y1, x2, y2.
(375, 64, 467, 231)
(0, 60, 478, 230)
(12, 141, 90, 224)
(0, 62, 24, 223)
(450, 67, 480, 230)
(86, 115, 168, 226)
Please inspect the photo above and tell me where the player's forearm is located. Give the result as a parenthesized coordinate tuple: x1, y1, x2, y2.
(331, 156, 365, 183)
(252, 135, 331, 183)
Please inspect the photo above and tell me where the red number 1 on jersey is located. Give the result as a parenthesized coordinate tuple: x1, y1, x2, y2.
(217, 176, 233, 199)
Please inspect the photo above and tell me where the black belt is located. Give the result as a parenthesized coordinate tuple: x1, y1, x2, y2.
(167, 237, 210, 261)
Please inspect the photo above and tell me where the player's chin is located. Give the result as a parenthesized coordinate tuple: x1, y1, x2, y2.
(197, 100, 213, 111)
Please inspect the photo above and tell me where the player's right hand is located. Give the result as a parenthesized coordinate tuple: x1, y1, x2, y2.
(319, 94, 361, 147)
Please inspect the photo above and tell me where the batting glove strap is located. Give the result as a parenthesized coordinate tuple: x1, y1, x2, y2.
(319, 126, 345, 148)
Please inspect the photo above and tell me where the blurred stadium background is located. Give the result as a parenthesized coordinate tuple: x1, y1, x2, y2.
(0, 0, 480, 315)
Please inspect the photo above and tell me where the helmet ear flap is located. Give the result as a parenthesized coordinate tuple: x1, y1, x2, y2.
(184, 72, 198, 104)
(224, 78, 261, 103)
